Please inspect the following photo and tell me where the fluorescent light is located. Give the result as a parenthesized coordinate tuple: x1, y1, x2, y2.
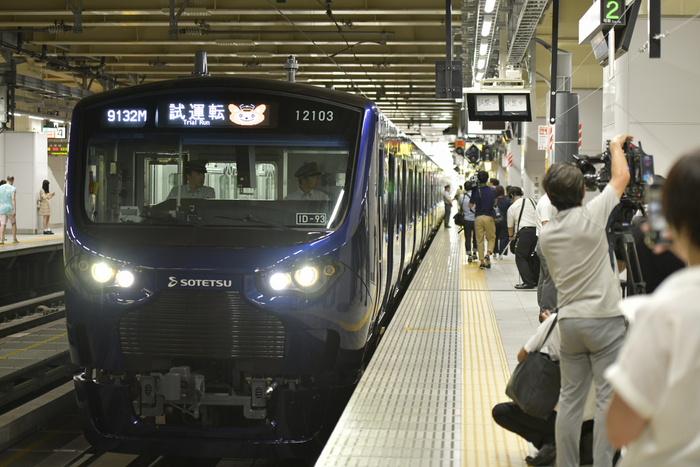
(480, 43, 489, 55)
(481, 19, 492, 37)
(28, 115, 44, 120)
(49, 119, 65, 123)
(477, 58, 486, 69)
(475, 71, 485, 81)
(12, 112, 24, 117)
(484, 0, 497, 13)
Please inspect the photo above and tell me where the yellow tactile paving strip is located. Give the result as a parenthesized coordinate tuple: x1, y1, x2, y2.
(461, 256, 529, 466)
(316, 230, 531, 466)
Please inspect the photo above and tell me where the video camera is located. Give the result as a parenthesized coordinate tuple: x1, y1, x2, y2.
(574, 140, 655, 231)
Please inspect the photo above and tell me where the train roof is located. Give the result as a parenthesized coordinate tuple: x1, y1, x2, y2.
(74, 76, 373, 110)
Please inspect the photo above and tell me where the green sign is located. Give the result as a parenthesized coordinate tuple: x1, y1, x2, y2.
(601, 0, 626, 25)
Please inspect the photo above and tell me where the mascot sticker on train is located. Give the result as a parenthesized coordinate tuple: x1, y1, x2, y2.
(229, 103, 267, 126)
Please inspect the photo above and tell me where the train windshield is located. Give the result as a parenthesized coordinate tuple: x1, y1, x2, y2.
(78, 90, 362, 247)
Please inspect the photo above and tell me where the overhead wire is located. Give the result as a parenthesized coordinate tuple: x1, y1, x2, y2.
(265, 0, 434, 132)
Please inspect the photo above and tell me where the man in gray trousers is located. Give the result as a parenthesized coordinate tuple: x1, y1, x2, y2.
(535, 193, 558, 322)
(539, 133, 632, 467)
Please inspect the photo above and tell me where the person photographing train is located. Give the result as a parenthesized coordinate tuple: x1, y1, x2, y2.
(605, 150, 700, 466)
(539, 133, 632, 467)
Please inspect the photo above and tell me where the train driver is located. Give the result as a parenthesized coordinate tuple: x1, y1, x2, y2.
(167, 160, 216, 199)
(285, 162, 330, 201)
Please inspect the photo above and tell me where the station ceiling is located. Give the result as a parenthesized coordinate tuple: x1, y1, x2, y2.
(0, 1, 695, 143)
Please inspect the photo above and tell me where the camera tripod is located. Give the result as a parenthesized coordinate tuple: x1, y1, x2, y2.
(610, 230, 646, 296)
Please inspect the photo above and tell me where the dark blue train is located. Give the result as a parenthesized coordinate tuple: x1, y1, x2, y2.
(64, 76, 446, 458)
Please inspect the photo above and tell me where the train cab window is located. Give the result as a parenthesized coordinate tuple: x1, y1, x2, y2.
(74, 89, 361, 247)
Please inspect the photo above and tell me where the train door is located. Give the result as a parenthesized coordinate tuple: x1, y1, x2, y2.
(401, 160, 411, 279)
(408, 166, 417, 270)
(366, 129, 381, 341)
(395, 157, 405, 295)
(377, 148, 393, 324)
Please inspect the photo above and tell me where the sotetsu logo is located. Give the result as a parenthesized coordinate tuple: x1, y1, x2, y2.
(229, 103, 266, 126)
(167, 276, 233, 288)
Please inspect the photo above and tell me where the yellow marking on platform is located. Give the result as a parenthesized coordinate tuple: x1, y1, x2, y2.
(0, 235, 63, 247)
(0, 332, 67, 361)
(404, 327, 460, 332)
(461, 246, 529, 466)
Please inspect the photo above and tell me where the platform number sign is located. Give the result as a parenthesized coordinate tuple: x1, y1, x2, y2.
(602, 0, 626, 25)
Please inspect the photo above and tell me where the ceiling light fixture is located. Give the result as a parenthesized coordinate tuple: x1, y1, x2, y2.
(481, 18, 492, 37)
(215, 38, 256, 47)
(475, 71, 485, 81)
(477, 58, 486, 69)
(484, 0, 497, 13)
(480, 43, 488, 55)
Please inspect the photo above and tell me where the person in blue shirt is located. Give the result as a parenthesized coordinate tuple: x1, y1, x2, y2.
(0, 175, 18, 245)
(469, 170, 496, 269)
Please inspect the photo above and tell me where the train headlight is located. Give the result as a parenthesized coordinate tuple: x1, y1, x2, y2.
(294, 267, 319, 287)
(256, 259, 345, 299)
(116, 270, 135, 288)
(270, 272, 292, 291)
(70, 255, 141, 293)
(91, 263, 115, 283)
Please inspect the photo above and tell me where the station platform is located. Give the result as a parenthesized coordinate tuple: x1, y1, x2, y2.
(0, 232, 63, 256)
(317, 227, 543, 467)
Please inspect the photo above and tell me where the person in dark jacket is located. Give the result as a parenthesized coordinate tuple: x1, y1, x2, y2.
(494, 185, 510, 259)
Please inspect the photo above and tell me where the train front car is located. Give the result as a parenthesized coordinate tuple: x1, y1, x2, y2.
(64, 78, 380, 458)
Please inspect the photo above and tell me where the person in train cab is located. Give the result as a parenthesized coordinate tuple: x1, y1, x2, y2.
(493, 310, 595, 467)
(442, 184, 453, 228)
(285, 161, 330, 201)
(536, 193, 559, 322)
(469, 170, 497, 269)
(0, 175, 18, 245)
(539, 133, 633, 467)
(494, 185, 510, 260)
(166, 159, 215, 199)
(605, 151, 700, 467)
(508, 186, 539, 288)
(458, 181, 478, 261)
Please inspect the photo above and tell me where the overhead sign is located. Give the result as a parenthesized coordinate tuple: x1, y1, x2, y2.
(47, 145, 68, 156)
(601, 0, 626, 25)
(42, 126, 66, 139)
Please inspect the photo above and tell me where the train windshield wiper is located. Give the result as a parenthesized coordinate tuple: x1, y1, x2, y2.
(215, 215, 294, 231)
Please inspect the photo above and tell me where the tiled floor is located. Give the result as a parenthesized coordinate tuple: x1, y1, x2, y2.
(317, 227, 544, 467)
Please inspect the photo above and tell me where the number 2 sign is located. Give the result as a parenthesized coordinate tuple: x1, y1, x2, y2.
(602, 0, 626, 25)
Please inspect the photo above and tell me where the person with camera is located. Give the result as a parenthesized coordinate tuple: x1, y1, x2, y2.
(539, 133, 632, 467)
(507, 186, 539, 289)
(469, 171, 497, 269)
(605, 151, 700, 466)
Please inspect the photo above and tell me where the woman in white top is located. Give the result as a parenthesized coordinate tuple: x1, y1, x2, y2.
(606, 151, 700, 466)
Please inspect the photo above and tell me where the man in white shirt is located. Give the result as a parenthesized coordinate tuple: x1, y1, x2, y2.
(507, 186, 539, 289)
(442, 185, 452, 228)
(167, 160, 216, 200)
(605, 151, 700, 467)
(540, 133, 632, 467)
(285, 162, 330, 201)
(536, 194, 558, 320)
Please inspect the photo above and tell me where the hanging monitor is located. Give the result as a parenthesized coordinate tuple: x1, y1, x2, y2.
(467, 92, 532, 122)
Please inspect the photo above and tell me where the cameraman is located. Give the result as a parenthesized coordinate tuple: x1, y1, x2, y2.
(540, 133, 632, 467)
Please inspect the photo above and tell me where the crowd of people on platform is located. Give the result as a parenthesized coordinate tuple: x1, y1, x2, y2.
(446, 135, 699, 467)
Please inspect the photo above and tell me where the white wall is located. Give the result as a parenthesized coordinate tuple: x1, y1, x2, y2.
(4, 132, 49, 234)
(604, 17, 700, 176)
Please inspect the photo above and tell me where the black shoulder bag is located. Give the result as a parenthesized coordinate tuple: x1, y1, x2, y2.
(505, 315, 560, 419)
